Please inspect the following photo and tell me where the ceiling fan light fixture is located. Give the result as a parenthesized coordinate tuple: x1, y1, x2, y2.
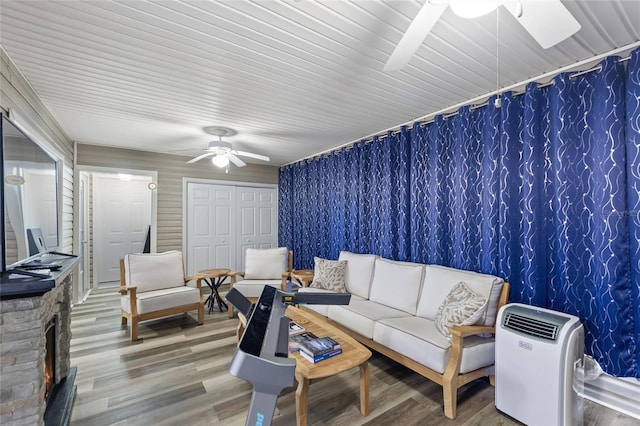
(449, 0, 502, 18)
(212, 155, 230, 168)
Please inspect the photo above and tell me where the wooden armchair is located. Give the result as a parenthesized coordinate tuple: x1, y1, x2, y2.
(119, 250, 204, 341)
(227, 247, 293, 318)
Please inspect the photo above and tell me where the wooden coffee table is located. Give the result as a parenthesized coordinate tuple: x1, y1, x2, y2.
(286, 305, 371, 426)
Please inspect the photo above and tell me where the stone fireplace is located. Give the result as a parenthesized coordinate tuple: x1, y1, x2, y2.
(0, 272, 75, 425)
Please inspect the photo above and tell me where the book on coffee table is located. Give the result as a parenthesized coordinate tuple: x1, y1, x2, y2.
(298, 335, 341, 357)
(289, 332, 318, 353)
(289, 320, 306, 336)
(299, 346, 343, 363)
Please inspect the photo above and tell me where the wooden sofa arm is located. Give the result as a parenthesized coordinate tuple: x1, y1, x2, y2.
(448, 324, 495, 339)
(447, 324, 496, 369)
(184, 275, 198, 285)
(442, 324, 497, 419)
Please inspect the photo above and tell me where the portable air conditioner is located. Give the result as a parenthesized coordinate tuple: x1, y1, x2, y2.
(495, 303, 584, 426)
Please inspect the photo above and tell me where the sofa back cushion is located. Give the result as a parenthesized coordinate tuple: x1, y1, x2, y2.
(369, 258, 424, 315)
(416, 265, 503, 325)
(338, 251, 376, 299)
(244, 247, 288, 279)
(124, 251, 186, 293)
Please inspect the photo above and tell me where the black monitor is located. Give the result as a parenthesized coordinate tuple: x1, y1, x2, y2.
(27, 228, 47, 256)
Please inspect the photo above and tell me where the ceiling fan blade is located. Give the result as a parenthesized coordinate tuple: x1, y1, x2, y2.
(227, 154, 246, 167)
(383, 2, 448, 71)
(234, 150, 270, 162)
(503, 0, 581, 49)
(186, 152, 214, 164)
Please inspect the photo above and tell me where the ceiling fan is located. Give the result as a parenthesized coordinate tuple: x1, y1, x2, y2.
(186, 127, 270, 170)
(384, 0, 581, 71)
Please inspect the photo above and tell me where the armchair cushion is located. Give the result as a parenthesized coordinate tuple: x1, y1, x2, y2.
(244, 247, 288, 279)
(121, 286, 201, 315)
(434, 282, 487, 338)
(310, 257, 347, 292)
(124, 251, 186, 293)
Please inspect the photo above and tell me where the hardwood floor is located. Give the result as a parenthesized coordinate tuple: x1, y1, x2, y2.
(70, 285, 638, 425)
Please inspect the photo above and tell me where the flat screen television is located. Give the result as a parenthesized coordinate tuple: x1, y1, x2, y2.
(1, 114, 59, 271)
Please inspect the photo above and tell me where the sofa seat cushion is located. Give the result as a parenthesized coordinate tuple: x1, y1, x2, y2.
(374, 316, 496, 374)
(369, 258, 424, 315)
(338, 251, 377, 299)
(416, 265, 504, 326)
(296, 287, 366, 317)
(121, 286, 200, 315)
(328, 300, 410, 339)
(233, 279, 282, 298)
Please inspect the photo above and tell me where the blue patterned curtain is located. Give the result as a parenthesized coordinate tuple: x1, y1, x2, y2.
(628, 48, 640, 379)
(279, 48, 640, 377)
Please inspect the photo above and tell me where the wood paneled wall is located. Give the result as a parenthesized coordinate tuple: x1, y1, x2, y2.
(76, 144, 279, 252)
(0, 47, 75, 255)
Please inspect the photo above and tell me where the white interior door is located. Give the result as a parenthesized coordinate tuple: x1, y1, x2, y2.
(237, 187, 279, 272)
(185, 181, 277, 274)
(186, 183, 236, 276)
(22, 168, 58, 249)
(94, 174, 152, 284)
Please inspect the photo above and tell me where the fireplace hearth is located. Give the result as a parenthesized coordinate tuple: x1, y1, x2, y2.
(1, 260, 78, 426)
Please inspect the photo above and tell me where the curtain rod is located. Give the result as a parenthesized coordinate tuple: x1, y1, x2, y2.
(285, 42, 639, 167)
(419, 55, 631, 125)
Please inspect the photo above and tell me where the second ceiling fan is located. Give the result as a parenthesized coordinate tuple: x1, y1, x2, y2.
(384, 0, 581, 71)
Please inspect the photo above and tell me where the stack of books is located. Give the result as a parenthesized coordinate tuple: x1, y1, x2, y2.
(289, 332, 318, 353)
(298, 335, 342, 363)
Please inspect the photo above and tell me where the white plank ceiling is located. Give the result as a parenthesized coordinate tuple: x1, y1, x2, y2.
(1, 0, 639, 166)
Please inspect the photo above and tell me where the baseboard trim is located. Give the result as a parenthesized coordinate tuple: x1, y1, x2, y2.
(582, 375, 640, 420)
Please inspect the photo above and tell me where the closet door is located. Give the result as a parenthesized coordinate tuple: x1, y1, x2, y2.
(186, 183, 235, 275)
(236, 187, 279, 272)
(185, 182, 278, 275)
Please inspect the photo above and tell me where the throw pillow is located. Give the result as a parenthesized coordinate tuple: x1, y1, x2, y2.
(310, 257, 347, 293)
(435, 281, 487, 338)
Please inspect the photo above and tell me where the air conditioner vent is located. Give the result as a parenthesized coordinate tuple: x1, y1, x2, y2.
(503, 312, 559, 341)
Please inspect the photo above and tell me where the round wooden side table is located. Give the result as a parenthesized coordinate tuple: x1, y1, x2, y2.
(291, 269, 315, 288)
(197, 268, 231, 313)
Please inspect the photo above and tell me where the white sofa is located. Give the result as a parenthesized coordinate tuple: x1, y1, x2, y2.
(297, 251, 510, 419)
